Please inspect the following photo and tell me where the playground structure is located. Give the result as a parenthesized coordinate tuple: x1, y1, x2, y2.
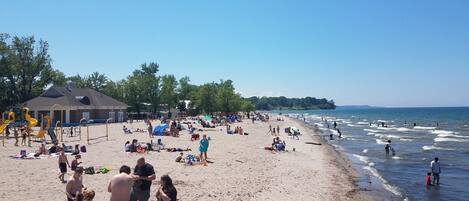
(1, 106, 112, 146)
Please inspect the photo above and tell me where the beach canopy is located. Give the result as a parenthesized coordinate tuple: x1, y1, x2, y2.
(153, 124, 168, 136)
(204, 115, 212, 121)
(285, 126, 300, 135)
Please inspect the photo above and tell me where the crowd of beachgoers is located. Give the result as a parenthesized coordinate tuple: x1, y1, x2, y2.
(0, 112, 373, 201)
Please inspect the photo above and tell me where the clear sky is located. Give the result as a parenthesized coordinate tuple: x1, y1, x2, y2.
(2, 0, 469, 107)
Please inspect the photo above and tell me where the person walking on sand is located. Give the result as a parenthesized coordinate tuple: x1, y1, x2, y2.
(156, 175, 177, 201)
(199, 134, 209, 161)
(109, 165, 134, 201)
(148, 122, 153, 139)
(276, 125, 280, 135)
(431, 157, 441, 185)
(59, 148, 70, 183)
(66, 167, 84, 201)
(130, 157, 156, 201)
(267, 125, 273, 135)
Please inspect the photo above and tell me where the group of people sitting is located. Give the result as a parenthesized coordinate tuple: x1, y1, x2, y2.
(271, 137, 286, 151)
(226, 124, 246, 135)
(125, 139, 168, 153)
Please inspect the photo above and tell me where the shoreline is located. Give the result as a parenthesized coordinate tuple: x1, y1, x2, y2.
(288, 115, 402, 201)
(287, 116, 375, 201)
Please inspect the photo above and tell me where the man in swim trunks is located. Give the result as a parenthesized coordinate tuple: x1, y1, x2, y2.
(66, 167, 84, 201)
(109, 165, 134, 201)
(59, 148, 70, 183)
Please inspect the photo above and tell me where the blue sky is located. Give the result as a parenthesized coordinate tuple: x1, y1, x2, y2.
(2, 0, 469, 107)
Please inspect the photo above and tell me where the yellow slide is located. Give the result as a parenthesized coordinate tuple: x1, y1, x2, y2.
(0, 120, 12, 133)
(0, 112, 15, 134)
(23, 108, 38, 128)
(37, 115, 51, 139)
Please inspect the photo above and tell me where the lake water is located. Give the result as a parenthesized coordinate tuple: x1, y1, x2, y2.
(278, 107, 469, 201)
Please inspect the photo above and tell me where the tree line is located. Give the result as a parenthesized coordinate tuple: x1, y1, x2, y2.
(0, 34, 255, 115)
(245, 96, 335, 110)
(1, 34, 335, 114)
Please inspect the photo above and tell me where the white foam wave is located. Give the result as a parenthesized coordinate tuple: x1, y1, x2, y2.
(314, 123, 324, 127)
(399, 138, 414, 142)
(377, 127, 396, 131)
(353, 154, 370, 164)
(363, 166, 402, 196)
(376, 139, 387, 144)
(386, 135, 401, 139)
(414, 126, 437, 130)
(392, 156, 401, 160)
(357, 122, 369, 125)
(431, 130, 459, 135)
(347, 123, 362, 127)
(364, 129, 380, 133)
(362, 149, 368, 153)
(396, 127, 413, 132)
(434, 137, 469, 143)
(422, 145, 455, 151)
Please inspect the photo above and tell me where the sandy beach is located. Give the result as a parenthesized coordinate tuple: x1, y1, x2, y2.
(0, 115, 372, 201)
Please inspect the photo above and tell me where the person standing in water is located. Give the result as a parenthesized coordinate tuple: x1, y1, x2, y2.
(333, 121, 337, 129)
(385, 140, 392, 155)
(337, 129, 342, 139)
(431, 157, 441, 185)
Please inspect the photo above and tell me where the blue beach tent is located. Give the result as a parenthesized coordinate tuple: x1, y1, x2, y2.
(153, 124, 169, 136)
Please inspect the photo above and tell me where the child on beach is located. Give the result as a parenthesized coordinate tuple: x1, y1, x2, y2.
(59, 148, 70, 183)
(71, 155, 82, 171)
(21, 126, 27, 146)
(425, 172, 432, 186)
(175, 152, 185, 163)
(14, 127, 19, 146)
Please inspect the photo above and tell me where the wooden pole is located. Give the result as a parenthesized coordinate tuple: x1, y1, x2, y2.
(87, 124, 90, 145)
(106, 119, 110, 141)
(79, 118, 86, 142)
(60, 109, 63, 142)
(2, 112, 5, 147)
(41, 114, 45, 143)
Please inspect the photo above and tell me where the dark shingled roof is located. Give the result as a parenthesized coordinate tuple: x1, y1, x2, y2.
(24, 86, 128, 108)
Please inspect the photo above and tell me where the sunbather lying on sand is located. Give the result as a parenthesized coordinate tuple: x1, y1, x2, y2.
(166, 148, 192, 152)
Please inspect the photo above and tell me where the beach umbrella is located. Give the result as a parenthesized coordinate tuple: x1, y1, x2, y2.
(204, 115, 212, 121)
(153, 124, 168, 136)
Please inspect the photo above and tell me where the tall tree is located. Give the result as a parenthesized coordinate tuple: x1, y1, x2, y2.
(0, 34, 57, 110)
(124, 62, 160, 114)
(160, 74, 178, 109)
(85, 72, 108, 92)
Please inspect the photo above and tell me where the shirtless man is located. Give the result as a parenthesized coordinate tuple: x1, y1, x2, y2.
(108, 165, 134, 201)
(66, 167, 84, 201)
(59, 148, 70, 183)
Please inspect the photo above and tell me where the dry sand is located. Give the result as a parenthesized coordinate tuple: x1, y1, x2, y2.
(0, 115, 373, 201)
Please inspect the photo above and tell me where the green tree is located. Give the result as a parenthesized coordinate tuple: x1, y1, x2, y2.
(85, 72, 108, 92)
(160, 74, 178, 109)
(0, 34, 57, 110)
(193, 82, 218, 114)
(124, 62, 160, 114)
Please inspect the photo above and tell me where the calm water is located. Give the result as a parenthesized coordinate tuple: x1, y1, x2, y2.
(279, 107, 469, 201)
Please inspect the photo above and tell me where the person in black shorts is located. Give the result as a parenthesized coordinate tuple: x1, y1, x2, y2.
(58, 148, 70, 183)
(130, 157, 156, 201)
